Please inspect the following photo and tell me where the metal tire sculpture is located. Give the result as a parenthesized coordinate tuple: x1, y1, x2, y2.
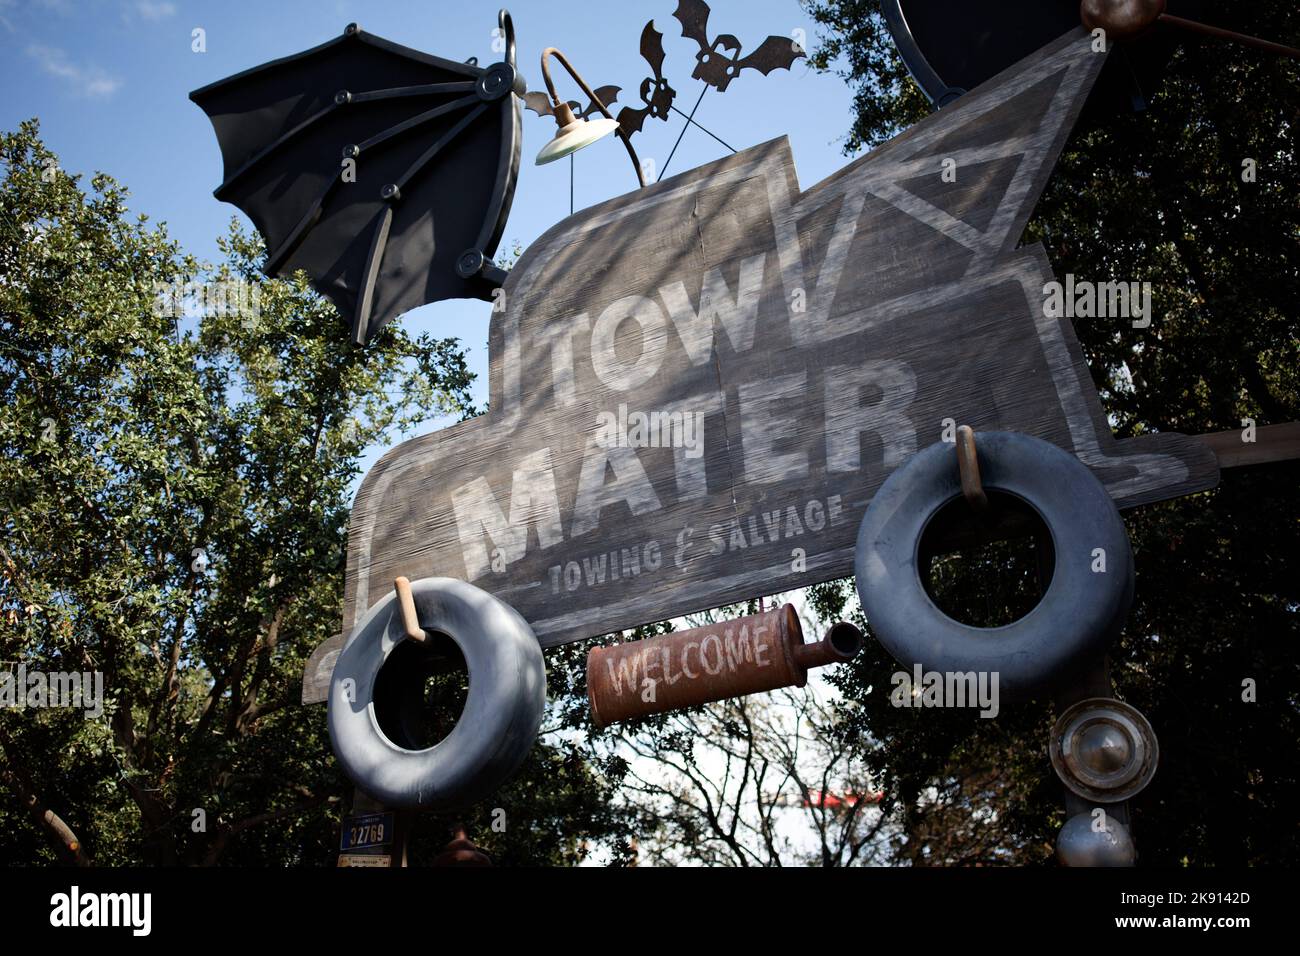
(854, 431, 1134, 699)
(328, 577, 546, 809)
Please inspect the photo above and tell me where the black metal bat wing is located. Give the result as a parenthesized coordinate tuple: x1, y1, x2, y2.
(583, 86, 622, 119)
(617, 21, 676, 139)
(675, 1, 804, 93)
(734, 35, 805, 78)
(522, 91, 557, 117)
(673, 0, 712, 49)
(190, 17, 523, 346)
(525, 86, 621, 120)
(616, 103, 653, 137)
(640, 19, 668, 81)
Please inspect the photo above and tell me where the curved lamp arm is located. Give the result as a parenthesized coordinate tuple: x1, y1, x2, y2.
(498, 9, 516, 71)
(540, 47, 647, 188)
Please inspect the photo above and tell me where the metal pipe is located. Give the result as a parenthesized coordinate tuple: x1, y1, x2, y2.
(792, 621, 863, 670)
(956, 425, 989, 513)
(587, 605, 861, 728)
(392, 576, 426, 643)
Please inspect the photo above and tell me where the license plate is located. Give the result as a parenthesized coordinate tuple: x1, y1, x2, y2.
(340, 812, 394, 851)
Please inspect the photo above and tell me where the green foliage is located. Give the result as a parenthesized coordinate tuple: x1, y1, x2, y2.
(0, 119, 631, 865)
(801, 0, 930, 152)
(802, 0, 1299, 864)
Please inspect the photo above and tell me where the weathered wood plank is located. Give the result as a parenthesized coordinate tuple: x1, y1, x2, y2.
(1198, 423, 1300, 470)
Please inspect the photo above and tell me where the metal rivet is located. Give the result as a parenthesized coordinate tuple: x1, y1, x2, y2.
(456, 249, 484, 278)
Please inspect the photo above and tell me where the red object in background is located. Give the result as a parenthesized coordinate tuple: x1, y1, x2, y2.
(802, 790, 884, 809)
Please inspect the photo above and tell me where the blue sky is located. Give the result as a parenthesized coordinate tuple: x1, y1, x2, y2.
(1, 0, 871, 474)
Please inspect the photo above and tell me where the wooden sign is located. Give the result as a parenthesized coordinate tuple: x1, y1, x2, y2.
(304, 29, 1218, 701)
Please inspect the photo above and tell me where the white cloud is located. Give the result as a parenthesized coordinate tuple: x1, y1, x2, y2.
(26, 44, 123, 98)
(132, 1, 176, 20)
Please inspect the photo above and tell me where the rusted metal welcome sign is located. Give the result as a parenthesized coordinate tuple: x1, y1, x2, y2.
(304, 30, 1218, 700)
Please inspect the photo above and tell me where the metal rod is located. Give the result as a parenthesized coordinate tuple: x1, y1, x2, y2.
(349, 81, 477, 103)
(1159, 13, 1300, 61)
(394, 102, 489, 192)
(353, 205, 394, 345)
(393, 576, 426, 642)
(668, 104, 737, 153)
(658, 84, 708, 183)
(356, 93, 480, 153)
(955, 425, 989, 513)
(540, 47, 647, 188)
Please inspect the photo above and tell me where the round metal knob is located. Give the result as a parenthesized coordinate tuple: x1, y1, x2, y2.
(1057, 811, 1136, 867)
(476, 62, 516, 102)
(1078, 721, 1132, 775)
(1079, 0, 1167, 42)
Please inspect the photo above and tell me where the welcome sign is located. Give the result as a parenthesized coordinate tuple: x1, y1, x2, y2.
(303, 30, 1218, 700)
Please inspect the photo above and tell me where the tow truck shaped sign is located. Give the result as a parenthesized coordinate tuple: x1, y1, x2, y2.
(303, 28, 1217, 702)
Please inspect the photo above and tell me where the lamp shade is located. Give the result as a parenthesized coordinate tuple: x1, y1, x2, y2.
(535, 116, 620, 165)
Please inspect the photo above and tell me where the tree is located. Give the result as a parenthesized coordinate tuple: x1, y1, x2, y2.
(801, 0, 1299, 864)
(0, 120, 635, 866)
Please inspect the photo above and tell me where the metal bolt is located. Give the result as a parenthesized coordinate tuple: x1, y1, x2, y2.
(456, 248, 485, 278)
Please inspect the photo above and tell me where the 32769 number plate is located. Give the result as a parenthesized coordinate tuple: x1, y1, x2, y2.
(340, 812, 393, 851)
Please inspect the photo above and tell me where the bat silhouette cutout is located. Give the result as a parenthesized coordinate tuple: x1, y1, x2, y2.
(190, 17, 523, 346)
(673, 0, 804, 93)
(523, 86, 621, 121)
(616, 21, 678, 138)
